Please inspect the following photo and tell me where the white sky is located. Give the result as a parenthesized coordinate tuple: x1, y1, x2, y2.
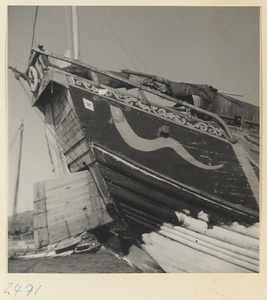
(8, 6, 260, 215)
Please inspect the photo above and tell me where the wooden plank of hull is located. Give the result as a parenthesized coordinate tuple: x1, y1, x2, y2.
(45, 102, 69, 176)
(93, 146, 258, 225)
(98, 164, 257, 226)
(68, 86, 258, 215)
(47, 87, 93, 172)
(64, 140, 90, 164)
(106, 182, 179, 226)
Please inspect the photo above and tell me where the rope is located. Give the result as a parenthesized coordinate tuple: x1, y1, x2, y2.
(109, 9, 149, 73)
(8, 46, 28, 66)
(21, 242, 59, 273)
(8, 128, 20, 153)
(18, 78, 34, 105)
(100, 8, 139, 71)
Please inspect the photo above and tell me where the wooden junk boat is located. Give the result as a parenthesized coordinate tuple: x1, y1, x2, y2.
(9, 44, 259, 273)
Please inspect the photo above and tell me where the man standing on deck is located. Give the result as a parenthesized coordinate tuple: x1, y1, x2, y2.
(234, 113, 243, 131)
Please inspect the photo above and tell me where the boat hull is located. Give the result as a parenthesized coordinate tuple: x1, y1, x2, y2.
(30, 59, 259, 273)
(57, 77, 258, 219)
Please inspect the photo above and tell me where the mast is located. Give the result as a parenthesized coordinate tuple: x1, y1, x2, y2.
(71, 6, 80, 60)
(12, 121, 24, 227)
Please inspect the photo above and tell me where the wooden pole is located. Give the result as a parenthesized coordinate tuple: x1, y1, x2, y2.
(12, 121, 24, 227)
(71, 7, 80, 60)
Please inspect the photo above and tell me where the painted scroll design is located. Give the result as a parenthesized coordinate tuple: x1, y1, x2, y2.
(110, 105, 223, 170)
(69, 75, 224, 138)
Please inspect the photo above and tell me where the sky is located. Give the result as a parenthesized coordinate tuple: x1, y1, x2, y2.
(7, 6, 260, 216)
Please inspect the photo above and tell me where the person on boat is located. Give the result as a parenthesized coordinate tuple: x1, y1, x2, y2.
(234, 113, 243, 131)
(172, 95, 194, 114)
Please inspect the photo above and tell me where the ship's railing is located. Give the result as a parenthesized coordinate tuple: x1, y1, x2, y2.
(9, 232, 34, 241)
(27, 47, 236, 143)
(244, 119, 260, 130)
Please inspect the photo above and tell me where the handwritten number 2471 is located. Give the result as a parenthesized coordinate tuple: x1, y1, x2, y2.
(3, 283, 42, 297)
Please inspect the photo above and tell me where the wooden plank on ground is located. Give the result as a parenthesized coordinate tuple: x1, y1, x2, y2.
(33, 170, 113, 247)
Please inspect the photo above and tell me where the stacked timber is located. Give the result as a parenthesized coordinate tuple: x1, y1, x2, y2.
(33, 170, 113, 249)
(142, 213, 259, 273)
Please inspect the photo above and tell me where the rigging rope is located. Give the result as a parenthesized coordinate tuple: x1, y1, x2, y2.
(8, 128, 20, 153)
(18, 78, 34, 105)
(109, 9, 149, 73)
(21, 242, 60, 273)
(8, 46, 28, 66)
(100, 8, 140, 71)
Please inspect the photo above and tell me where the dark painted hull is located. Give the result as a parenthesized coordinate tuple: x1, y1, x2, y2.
(67, 83, 258, 223)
